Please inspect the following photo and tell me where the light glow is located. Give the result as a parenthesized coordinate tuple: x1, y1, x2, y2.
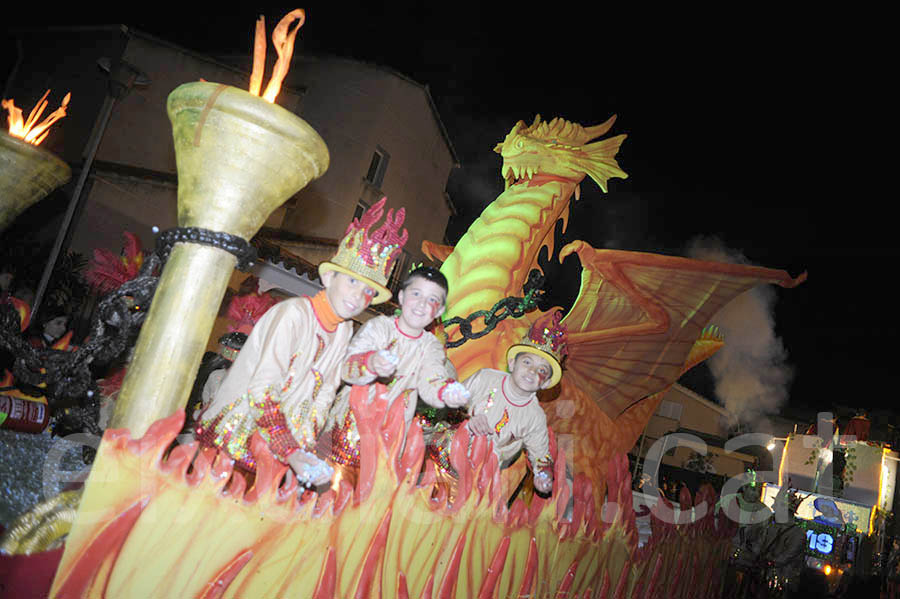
(2, 90, 71, 146)
(879, 447, 889, 508)
(778, 435, 790, 486)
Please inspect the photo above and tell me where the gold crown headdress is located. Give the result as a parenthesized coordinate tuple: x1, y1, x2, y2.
(318, 197, 408, 304)
(506, 310, 568, 387)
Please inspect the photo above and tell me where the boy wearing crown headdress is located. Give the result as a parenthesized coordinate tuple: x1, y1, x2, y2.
(196, 198, 407, 486)
(439, 311, 567, 495)
(322, 266, 469, 476)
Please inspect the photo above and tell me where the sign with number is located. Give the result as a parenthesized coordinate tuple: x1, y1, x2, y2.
(806, 529, 834, 555)
(802, 519, 846, 561)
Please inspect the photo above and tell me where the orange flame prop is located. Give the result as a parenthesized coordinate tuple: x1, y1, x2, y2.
(50, 388, 735, 598)
(2, 90, 71, 146)
(248, 9, 306, 103)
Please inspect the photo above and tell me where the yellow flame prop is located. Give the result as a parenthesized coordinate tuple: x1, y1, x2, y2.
(2, 90, 71, 146)
(248, 9, 306, 103)
(51, 392, 735, 598)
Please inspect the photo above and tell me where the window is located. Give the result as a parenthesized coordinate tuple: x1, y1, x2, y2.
(387, 249, 411, 294)
(657, 400, 683, 421)
(353, 201, 369, 221)
(364, 146, 390, 188)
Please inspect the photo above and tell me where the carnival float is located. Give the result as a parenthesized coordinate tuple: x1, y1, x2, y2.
(0, 10, 809, 598)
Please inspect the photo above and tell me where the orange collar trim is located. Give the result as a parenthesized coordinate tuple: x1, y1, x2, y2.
(309, 291, 343, 332)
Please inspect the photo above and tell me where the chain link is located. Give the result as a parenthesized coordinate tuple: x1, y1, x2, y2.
(442, 269, 544, 349)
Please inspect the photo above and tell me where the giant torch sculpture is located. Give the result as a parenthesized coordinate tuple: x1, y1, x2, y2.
(110, 10, 327, 436)
(0, 92, 72, 232)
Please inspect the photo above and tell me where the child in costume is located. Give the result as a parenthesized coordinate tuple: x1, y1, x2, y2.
(196, 198, 407, 486)
(323, 266, 469, 473)
(189, 291, 279, 424)
(427, 311, 567, 495)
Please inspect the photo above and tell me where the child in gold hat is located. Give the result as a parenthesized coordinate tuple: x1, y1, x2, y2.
(322, 266, 469, 478)
(427, 310, 567, 494)
(197, 198, 407, 486)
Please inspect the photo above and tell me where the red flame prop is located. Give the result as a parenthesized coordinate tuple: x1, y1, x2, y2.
(47, 389, 735, 598)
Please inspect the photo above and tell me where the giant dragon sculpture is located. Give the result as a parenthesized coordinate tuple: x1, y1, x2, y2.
(1, 107, 805, 597)
(432, 114, 805, 502)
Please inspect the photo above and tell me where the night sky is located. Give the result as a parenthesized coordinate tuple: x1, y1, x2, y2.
(8, 8, 890, 419)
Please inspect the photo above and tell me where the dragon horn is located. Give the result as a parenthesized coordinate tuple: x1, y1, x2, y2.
(583, 115, 618, 142)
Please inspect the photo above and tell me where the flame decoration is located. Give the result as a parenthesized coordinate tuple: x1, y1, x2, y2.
(249, 10, 306, 103)
(2, 90, 71, 146)
(51, 386, 735, 598)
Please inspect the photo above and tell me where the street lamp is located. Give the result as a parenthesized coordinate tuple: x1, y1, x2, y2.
(767, 436, 788, 452)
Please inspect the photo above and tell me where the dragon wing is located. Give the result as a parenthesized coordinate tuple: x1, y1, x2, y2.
(559, 240, 806, 420)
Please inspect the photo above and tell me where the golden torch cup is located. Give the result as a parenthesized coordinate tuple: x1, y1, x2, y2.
(110, 82, 329, 436)
(0, 132, 72, 233)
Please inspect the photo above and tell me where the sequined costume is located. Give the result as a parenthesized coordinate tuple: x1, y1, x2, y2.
(462, 368, 553, 471)
(323, 315, 456, 468)
(197, 291, 352, 472)
(422, 367, 553, 489)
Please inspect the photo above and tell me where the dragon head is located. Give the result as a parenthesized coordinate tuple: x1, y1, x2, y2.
(494, 115, 628, 192)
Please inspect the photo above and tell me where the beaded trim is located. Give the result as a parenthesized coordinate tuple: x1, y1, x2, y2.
(329, 410, 362, 468)
(494, 408, 510, 433)
(256, 394, 302, 462)
(313, 335, 325, 362)
(281, 352, 299, 393)
(346, 351, 373, 379)
(480, 388, 497, 414)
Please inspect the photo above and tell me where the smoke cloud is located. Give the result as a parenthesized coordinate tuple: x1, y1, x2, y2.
(686, 236, 794, 428)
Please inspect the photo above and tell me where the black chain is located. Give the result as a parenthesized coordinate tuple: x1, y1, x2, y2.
(0, 226, 255, 441)
(155, 227, 257, 271)
(442, 269, 544, 349)
(0, 254, 162, 438)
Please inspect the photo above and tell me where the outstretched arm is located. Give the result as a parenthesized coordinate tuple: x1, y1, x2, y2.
(341, 317, 395, 384)
(521, 410, 554, 492)
(416, 336, 469, 408)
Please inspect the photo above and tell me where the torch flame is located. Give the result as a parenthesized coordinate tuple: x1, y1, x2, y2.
(249, 9, 306, 103)
(2, 89, 71, 146)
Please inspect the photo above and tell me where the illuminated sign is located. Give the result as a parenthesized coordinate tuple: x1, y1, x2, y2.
(799, 518, 847, 561)
(761, 485, 872, 534)
(806, 529, 834, 555)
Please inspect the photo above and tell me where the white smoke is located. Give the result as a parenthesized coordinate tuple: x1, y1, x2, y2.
(686, 236, 794, 428)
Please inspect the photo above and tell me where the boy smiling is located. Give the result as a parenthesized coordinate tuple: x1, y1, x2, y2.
(197, 198, 407, 486)
(435, 311, 568, 494)
(323, 266, 468, 472)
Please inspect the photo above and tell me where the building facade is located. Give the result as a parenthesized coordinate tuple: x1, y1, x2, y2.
(4, 26, 457, 303)
(632, 383, 757, 480)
